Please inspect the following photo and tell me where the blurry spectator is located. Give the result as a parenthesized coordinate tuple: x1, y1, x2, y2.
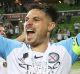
(74, 22, 80, 35)
(63, 29, 67, 40)
(8, 27, 14, 38)
(57, 29, 63, 41)
(6, 24, 14, 38)
(9, 28, 14, 36)
(0, 22, 6, 37)
(14, 25, 20, 36)
(66, 13, 72, 24)
(66, 29, 71, 38)
(58, 12, 65, 24)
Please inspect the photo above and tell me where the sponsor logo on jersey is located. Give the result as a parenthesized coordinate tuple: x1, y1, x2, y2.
(34, 55, 43, 59)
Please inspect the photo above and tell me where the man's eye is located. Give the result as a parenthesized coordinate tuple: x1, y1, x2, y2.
(34, 18, 41, 21)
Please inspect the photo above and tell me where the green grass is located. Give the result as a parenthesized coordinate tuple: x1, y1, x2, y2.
(72, 61, 80, 69)
(71, 61, 80, 74)
(70, 61, 80, 74)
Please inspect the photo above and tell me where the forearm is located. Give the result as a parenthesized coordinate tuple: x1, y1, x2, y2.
(16, 32, 26, 42)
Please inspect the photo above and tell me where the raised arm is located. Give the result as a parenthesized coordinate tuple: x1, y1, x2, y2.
(16, 32, 26, 42)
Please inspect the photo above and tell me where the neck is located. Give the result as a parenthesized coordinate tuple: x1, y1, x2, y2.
(31, 39, 49, 53)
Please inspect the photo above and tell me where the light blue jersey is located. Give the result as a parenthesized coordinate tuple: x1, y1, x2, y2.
(0, 34, 80, 74)
(0, 36, 24, 59)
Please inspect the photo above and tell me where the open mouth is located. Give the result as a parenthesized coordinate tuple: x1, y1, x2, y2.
(26, 29, 35, 40)
(26, 29, 35, 34)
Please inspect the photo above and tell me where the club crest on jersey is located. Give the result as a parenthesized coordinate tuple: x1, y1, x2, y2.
(48, 52, 59, 63)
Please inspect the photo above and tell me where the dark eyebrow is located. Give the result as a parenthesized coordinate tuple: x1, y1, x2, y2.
(25, 16, 42, 21)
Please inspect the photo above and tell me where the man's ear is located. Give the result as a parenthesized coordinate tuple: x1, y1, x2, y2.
(48, 22, 56, 32)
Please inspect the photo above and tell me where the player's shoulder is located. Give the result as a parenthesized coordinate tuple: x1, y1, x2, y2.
(49, 42, 66, 50)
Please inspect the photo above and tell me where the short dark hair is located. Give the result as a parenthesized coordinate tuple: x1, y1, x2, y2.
(28, 3, 58, 23)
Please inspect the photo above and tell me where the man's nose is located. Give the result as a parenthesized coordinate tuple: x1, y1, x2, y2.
(26, 23, 33, 28)
(26, 23, 33, 29)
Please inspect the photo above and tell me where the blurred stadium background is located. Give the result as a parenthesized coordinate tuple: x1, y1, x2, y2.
(0, 0, 80, 74)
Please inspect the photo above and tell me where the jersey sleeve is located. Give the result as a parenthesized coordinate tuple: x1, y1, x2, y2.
(0, 35, 22, 59)
(56, 33, 80, 63)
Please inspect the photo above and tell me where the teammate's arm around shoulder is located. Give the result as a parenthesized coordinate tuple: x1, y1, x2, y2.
(16, 32, 26, 42)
